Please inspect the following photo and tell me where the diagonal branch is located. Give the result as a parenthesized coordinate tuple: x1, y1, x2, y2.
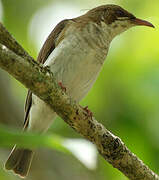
(0, 23, 158, 180)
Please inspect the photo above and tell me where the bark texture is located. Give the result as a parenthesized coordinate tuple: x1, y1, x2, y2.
(0, 23, 158, 180)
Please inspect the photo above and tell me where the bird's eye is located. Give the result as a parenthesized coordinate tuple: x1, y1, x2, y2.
(116, 10, 125, 17)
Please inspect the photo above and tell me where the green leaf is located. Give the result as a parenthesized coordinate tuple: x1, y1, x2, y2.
(0, 125, 71, 154)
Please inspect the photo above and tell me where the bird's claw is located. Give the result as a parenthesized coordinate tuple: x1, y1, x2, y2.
(83, 106, 93, 118)
(58, 82, 66, 92)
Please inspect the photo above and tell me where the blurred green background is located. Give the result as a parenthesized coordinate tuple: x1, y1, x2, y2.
(0, 0, 159, 179)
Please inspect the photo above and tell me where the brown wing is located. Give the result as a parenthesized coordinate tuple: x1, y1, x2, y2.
(23, 19, 69, 129)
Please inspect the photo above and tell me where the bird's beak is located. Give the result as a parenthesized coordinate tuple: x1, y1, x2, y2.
(131, 18, 155, 28)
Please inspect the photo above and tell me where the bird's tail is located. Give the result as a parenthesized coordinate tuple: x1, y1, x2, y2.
(5, 146, 34, 178)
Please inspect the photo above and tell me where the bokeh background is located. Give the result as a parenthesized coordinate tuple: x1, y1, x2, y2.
(0, 0, 159, 179)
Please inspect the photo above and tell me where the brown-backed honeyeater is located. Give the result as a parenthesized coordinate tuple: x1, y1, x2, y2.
(5, 4, 154, 177)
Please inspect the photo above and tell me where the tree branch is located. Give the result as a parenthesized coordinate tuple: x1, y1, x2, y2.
(0, 23, 158, 180)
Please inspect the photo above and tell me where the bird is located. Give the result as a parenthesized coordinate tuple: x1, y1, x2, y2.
(5, 4, 154, 178)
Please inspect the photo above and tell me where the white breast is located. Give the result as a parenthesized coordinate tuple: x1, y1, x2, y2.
(44, 25, 109, 102)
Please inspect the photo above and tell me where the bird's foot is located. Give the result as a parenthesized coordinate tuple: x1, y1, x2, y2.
(58, 82, 66, 92)
(83, 106, 93, 118)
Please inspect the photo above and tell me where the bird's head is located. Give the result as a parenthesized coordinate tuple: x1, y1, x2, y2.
(86, 4, 154, 38)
